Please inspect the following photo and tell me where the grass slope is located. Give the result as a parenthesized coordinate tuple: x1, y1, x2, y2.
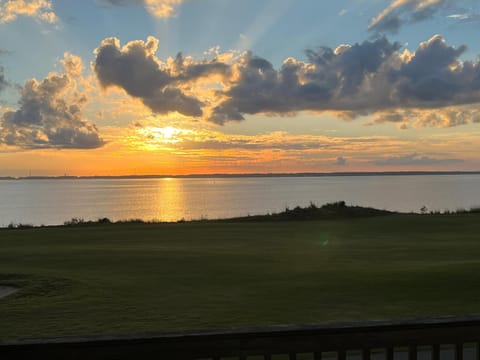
(1, 212, 480, 340)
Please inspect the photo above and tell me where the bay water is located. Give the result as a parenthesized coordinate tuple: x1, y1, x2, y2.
(0, 174, 479, 226)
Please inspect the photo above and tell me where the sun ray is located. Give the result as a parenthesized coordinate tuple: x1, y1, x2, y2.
(235, 0, 295, 52)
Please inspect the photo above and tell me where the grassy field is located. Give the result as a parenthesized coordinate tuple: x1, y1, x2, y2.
(1, 212, 480, 340)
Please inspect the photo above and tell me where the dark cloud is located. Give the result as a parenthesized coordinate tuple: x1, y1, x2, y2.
(211, 38, 401, 124)
(0, 50, 9, 92)
(372, 153, 464, 166)
(0, 64, 8, 92)
(93, 37, 229, 117)
(171, 52, 230, 82)
(0, 55, 104, 149)
(335, 156, 347, 165)
(369, 0, 452, 34)
(212, 35, 480, 125)
(393, 36, 468, 104)
(93, 35, 480, 128)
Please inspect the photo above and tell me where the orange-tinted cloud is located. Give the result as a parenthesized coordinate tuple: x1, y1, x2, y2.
(98, 0, 186, 18)
(0, 0, 57, 24)
(2, 123, 479, 176)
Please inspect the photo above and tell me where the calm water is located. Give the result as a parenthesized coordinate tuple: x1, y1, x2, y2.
(0, 175, 479, 226)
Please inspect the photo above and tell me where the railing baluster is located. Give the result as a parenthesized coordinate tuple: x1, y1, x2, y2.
(456, 344, 463, 360)
(409, 345, 417, 360)
(338, 349, 347, 360)
(433, 345, 440, 360)
(387, 347, 394, 360)
(364, 349, 371, 360)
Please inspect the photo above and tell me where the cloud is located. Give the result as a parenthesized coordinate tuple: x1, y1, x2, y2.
(335, 156, 347, 165)
(447, 12, 480, 23)
(104, 119, 480, 170)
(0, 50, 10, 92)
(210, 37, 402, 123)
(372, 153, 463, 166)
(0, 53, 104, 149)
(0, 64, 8, 92)
(0, 0, 57, 24)
(369, 0, 451, 34)
(123, 123, 389, 154)
(92, 35, 480, 128)
(211, 35, 480, 125)
(93, 36, 229, 117)
(371, 105, 480, 128)
(177, 136, 330, 151)
(97, 0, 185, 18)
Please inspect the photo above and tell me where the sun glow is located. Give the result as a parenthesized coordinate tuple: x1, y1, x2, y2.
(157, 126, 177, 140)
(140, 126, 183, 143)
(133, 126, 195, 151)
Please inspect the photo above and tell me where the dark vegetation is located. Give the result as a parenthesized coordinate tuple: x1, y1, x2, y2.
(5, 201, 480, 230)
(229, 201, 394, 221)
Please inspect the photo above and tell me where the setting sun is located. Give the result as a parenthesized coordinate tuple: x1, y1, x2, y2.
(155, 126, 179, 142)
(135, 126, 192, 149)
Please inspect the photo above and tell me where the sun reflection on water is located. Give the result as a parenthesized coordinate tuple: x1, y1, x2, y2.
(154, 178, 187, 222)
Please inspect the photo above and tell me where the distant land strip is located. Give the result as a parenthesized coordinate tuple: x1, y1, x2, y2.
(1, 171, 480, 180)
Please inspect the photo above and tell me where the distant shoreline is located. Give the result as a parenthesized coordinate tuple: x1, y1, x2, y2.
(2, 171, 480, 180)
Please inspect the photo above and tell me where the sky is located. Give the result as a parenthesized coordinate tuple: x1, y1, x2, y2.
(1, 0, 480, 176)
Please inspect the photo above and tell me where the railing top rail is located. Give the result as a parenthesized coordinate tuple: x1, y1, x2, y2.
(3, 314, 480, 347)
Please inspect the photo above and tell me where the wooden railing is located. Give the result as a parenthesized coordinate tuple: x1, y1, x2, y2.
(2, 316, 480, 359)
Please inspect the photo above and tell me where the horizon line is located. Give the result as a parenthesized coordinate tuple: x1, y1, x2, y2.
(2, 170, 480, 180)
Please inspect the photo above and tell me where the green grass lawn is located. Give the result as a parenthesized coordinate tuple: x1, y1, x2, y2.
(1, 213, 480, 340)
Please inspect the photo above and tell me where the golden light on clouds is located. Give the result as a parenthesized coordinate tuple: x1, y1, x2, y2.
(143, 0, 184, 18)
(0, 0, 57, 24)
(1, 125, 478, 177)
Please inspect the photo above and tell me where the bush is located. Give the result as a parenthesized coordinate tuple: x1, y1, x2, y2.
(97, 217, 111, 224)
(63, 218, 85, 226)
(16, 223, 34, 229)
(6, 222, 34, 229)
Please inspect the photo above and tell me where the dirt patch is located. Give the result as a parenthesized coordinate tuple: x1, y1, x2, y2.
(0, 286, 18, 299)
